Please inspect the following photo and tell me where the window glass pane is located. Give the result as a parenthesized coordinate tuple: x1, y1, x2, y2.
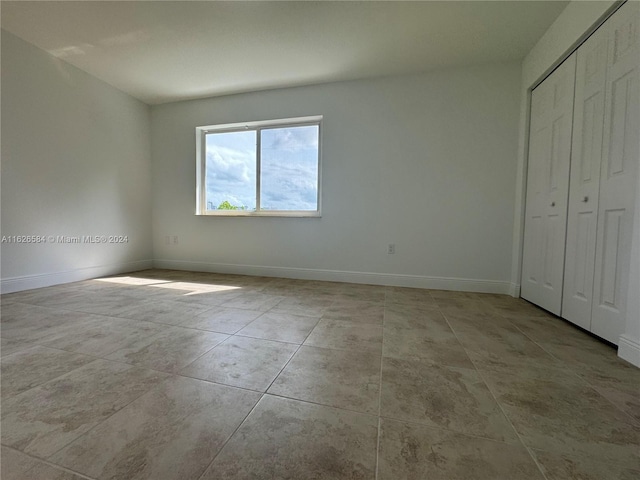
(260, 125, 319, 211)
(205, 130, 257, 211)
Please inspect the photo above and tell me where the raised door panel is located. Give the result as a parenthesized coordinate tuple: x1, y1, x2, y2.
(562, 24, 608, 329)
(522, 54, 576, 315)
(521, 87, 549, 306)
(591, 1, 639, 344)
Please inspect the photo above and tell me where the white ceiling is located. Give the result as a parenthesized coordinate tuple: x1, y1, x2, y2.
(1, 1, 569, 105)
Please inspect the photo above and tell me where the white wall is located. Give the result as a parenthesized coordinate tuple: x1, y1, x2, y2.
(1, 30, 153, 292)
(151, 63, 522, 292)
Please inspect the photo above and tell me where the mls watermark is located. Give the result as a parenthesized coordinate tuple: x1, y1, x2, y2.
(1, 235, 129, 244)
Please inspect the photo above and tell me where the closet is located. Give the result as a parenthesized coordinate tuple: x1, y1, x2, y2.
(521, 1, 639, 345)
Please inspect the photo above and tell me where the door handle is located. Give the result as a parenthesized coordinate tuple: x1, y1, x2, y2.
(551, 201, 556, 207)
(582, 196, 589, 202)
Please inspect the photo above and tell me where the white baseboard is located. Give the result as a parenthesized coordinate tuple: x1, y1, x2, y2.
(153, 259, 512, 294)
(0, 260, 153, 294)
(618, 334, 640, 368)
(509, 283, 521, 298)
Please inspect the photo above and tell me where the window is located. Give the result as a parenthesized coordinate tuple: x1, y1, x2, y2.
(196, 116, 322, 216)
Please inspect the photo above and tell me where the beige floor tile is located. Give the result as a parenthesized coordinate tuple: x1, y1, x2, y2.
(334, 287, 386, 304)
(1, 337, 37, 357)
(51, 376, 260, 480)
(115, 300, 212, 325)
(19, 463, 91, 480)
(383, 303, 447, 328)
(0, 286, 89, 308)
(385, 286, 438, 307)
(170, 288, 246, 306)
(1, 451, 91, 480)
(488, 371, 640, 469)
(378, 418, 543, 480)
(590, 379, 640, 425)
(380, 357, 519, 444)
(184, 307, 264, 333)
(304, 318, 382, 352)
(383, 325, 472, 368)
(105, 327, 228, 373)
(449, 320, 566, 373)
(200, 395, 378, 480)
(237, 312, 320, 344)
(1, 446, 41, 480)
(0, 304, 96, 345)
(435, 297, 498, 314)
(1, 359, 168, 457)
(428, 290, 484, 300)
(269, 346, 381, 414)
(508, 313, 594, 346)
(219, 292, 285, 312)
(39, 317, 167, 357)
(322, 299, 384, 325)
(181, 336, 297, 391)
(531, 449, 640, 480)
(441, 308, 514, 331)
(268, 296, 331, 318)
(485, 296, 550, 319)
(478, 364, 620, 422)
(541, 340, 640, 386)
(37, 292, 156, 317)
(384, 305, 460, 345)
(1, 346, 94, 399)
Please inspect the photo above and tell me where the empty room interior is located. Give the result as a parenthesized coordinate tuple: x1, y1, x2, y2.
(1, 1, 640, 479)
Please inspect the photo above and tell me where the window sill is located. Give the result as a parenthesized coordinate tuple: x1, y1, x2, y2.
(196, 211, 321, 218)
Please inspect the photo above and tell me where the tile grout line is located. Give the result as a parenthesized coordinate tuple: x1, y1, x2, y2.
(263, 392, 380, 418)
(374, 291, 391, 480)
(194, 392, 266, 480)
(506, 319, 640, 428)
(470, 298, 555, 479)
(261, 312, 322, 394)
(31, 372, 177, 471)
(194, 299, 324, 479)
(439, 304, 550, 480)
(489, 295, 640, 431)
(2, 445, 98, 480)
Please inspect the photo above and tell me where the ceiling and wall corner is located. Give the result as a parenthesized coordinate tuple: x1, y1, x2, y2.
(0, 0, 569, 105)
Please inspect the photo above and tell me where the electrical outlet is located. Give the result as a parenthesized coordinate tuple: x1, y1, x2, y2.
(172, 236, 179, 245)
(388, 243, 396, 254)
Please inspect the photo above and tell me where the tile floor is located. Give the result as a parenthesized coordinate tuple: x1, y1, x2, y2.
(1, 269, 639, 480)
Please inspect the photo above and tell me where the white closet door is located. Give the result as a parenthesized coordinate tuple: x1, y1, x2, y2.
(521, 54, 577, 315)
(591, 0, 640, 344)
(562, 24, 609, 329)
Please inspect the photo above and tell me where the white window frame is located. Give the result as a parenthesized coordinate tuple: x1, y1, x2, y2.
(196, 116, 322, 217)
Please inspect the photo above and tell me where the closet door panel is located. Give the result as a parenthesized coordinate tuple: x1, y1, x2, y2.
(522, 92, 549, 307)
(522, 54, 577, 315)
(592, 1, 639, 344)
(562, 24, 609, 329)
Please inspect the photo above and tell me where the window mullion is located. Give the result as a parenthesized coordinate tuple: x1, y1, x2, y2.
(256, 128, 261, 212)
